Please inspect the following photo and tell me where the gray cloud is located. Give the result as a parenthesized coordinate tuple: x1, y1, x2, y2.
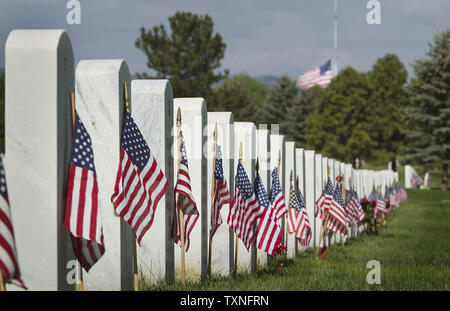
(1, 0, 449, 79)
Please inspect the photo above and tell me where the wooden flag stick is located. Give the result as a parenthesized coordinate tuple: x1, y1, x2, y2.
(286, 170, 293, 256)
(69, 92, 84, 291)
(0, 269, 5, 291)
(316, 167, 331, 256)
(123, 82, 139, 291)
(234, 142, 243, 278)
(207, 124, 218, 277)
(176, 107, 186, 285)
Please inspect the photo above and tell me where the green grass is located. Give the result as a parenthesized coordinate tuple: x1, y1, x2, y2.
(142, 189, 450, 291)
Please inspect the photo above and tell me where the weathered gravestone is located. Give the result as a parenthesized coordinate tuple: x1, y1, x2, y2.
(173, 98, 207, 281)
(131, 80, 174, 284)
(75, 59, 134, 290)
(5, 29, 75, 290)
(207, 112, 234, 276)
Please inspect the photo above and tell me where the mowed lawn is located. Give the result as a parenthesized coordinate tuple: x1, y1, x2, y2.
(143, 189, 450, 291)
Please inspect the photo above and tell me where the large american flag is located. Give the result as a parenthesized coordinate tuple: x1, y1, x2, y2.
(254, 172, 282, 256)
(210, 146, 230, 239)
(111, 111, 169, 245)
(287, 184, 311, 251)
(270, 168, 286, 222)
(64, 112, 105, 272)
(0, 154, 26, 288)
(326, 181, 348, 237)
(227, 163, 263, 250)
(172, 134, 199, 252)
(298, 59, 333, 89)
(315, 177, 334, 219)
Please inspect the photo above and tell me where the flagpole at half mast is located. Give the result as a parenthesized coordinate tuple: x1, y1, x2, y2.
(333, 0, 339, 76)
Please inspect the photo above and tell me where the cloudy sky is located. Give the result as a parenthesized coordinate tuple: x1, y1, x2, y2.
(1, 0, 449, 79)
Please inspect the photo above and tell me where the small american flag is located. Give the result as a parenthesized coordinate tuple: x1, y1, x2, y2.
(326, 181, 348, 237)
(375, 193, 387, 218)
(64, 112, 105, 272)
(210, 146, 230, 240)
(287, 183, 311, 251)
(0, 153, 26, 288)
(172, 134, 199, 252)
(349, 190, 365, 223)
(255, 172, 282, 256)
(344, 190, 360, 226)
(227, 163, 263, 250)
(270, 168, 286, 222)
(316, 177, 334, 219)
(298, 59, 333, 89)
(111, 111, 169, 245)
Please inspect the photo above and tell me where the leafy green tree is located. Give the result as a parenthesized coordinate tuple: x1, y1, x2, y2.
(305, 67, 378, 165)
(403, 30, 450, 190)
(208, 77, 257, 122)
(135, 11, 228, 98)
(368, 54, 409, 171)
(261, 75, 299, 136)
(0, 73, 4, 151)
(285, 85, 324, 146)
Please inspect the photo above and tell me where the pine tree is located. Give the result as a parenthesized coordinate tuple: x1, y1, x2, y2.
(403, 30, 450, 190)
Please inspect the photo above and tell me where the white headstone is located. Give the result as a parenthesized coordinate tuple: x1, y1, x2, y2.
(304, 150, 315, 250)
(207, 112, 234, 276)
(284, 141, 296, 258)
(405, 165, 414, 189)
(131, 80, 174, 284)
(321, 157, 329, 247)
(5, 29, 75, 290)
(270, 135, 285, 243)
(75, 59, 134, 290)
(327, 158, 335, 246)
(173, 98, 207, 280)
(314, 154, 323, 247)
(255, 129, 270, 265)
(233, 122, 256, 273)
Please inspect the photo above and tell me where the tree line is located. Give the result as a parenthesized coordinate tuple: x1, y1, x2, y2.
(0, 12, 447, 189)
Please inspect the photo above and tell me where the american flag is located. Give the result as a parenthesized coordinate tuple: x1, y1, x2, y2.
(0, 154, 26, 288)
(64, 112, 105, 272)
(345, 190, 361, 226)
(349, 190, 365, 223)
(227, 163, 263, 250)
(315, 177, 334, 219)
(270, 168, 286, 222)
(298, 59, 333, 89)
(254, 172, 282, 256)
(172, 134, 199, 252)
(210, 146, 231, 239)
(326, 181, 348, 237)
(375, 193, 387, 218)
(287, 183, 311, 251)
(111, 111, 169, 245)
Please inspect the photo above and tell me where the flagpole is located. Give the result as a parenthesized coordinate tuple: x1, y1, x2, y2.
(207, 124, 218, 278)
(176, 107, 186, 285)
(234, 142, 243, 278)
(316, 167, 330, 256)
(0, 269, 5, 291)
(122, 82, 140, 291)
(69, 92, 84, 291)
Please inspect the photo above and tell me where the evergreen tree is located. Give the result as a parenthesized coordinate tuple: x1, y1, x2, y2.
(135, 11, 228, 98)
(403, 30, 450, 190)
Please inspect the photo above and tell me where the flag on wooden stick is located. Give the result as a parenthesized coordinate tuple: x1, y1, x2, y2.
(270, 168, 286, 222)
(227, 163, 263, 250)
(64, 112, 105, 272)
(172, 134, 199, 252)
(287, 182, 311, 251)
(316, 177, 334, 219)
(210, 146, 230, 240)
(255, 172, 282, 256)
(325, 178, 348, 237)
(0, 153, 26, 288)
(111, 111, 169, 245)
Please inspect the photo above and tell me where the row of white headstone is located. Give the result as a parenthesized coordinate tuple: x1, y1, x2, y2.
(3, 29, 399, 290)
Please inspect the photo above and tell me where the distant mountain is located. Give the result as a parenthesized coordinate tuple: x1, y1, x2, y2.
(253, 75, 279, 86)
